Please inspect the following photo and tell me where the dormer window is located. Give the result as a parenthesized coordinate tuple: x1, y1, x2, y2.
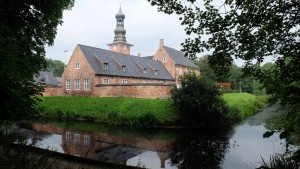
(163, 56, 167, 62)
(121, 65, 126, 71)
(154, 70, 158, 76)
(75, 63, 80, 69)
(143, 68, 147, 74)
(104, 63, 109, 70)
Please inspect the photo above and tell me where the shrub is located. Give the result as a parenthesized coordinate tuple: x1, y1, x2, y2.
(171, 72, 230, 130)
(257, 153, 300, 169)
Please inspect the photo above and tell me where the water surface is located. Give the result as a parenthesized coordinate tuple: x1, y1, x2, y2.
(19, 105, 296, 169)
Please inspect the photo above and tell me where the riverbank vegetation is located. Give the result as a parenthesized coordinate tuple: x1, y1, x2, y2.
(171, 73, 230, 130)
(36, 97, 176, 129)
(36, 92, 267, 129)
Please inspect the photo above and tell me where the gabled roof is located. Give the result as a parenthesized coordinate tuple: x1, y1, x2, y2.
(34, 71, 59, 86)
(143, 55, 154, 59)
(78, 44, 174, 80)
(163, 46, 198, 68)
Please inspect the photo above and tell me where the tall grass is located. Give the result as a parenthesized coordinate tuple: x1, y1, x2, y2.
(222, 93, 268, 122)
(36, 94, 268, 128)
(37, 97, 177, 128)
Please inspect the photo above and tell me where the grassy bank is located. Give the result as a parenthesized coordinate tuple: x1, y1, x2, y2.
(222, 93, 268, 122)
(36, 97, 177, 128)
(36, 93, 267, 128)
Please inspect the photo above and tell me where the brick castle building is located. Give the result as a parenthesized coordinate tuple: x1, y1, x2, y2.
(47, 7, 200, 98)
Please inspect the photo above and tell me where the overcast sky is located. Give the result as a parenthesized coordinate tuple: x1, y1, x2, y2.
(45, 0, 189, 65)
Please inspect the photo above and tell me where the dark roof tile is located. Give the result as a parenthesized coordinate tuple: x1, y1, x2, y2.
(78, 44, 174, 80)
(164, 46, 198, 68)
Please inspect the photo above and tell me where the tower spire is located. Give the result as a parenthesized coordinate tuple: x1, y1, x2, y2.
(107, 6, 133, 55)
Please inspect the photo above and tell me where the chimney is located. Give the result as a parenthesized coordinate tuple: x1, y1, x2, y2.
(160, 39, 164, 47)
(137, 53, 141, 57)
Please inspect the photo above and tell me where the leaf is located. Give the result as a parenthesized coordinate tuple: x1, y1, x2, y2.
(263, 130, 275, 138)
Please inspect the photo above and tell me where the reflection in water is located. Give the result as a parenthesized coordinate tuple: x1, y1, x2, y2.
(18, 105, 298, 169)
(170, 131, 231, 169)
(24, 123, 175, 168)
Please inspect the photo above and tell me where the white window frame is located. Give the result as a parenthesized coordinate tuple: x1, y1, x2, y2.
(66, 79, 71, 90)
(103, 63, 109, 70)
(84, 79, 90, 90)
(75, 79, 80, 90)
(75, 63, 80, 69)
(84, 135, 90, 147)
(122, 79, 128, 84)
(103, 78, 109, 84)
(66, 132, 71, 143)
(74, 133, 80, 145)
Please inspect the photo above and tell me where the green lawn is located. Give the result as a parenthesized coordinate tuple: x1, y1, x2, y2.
(38, 96, 177, 125)
(222, 93, 267, 120)
(37, 93, 267, 127)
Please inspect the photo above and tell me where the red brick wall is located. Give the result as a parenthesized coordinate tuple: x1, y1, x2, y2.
(93, 84, 173, 98)
(153, 39, 200, 87)
(153, 41, 176, 78)
(61, 45, 96, 96)
(109, 44, 131, 55)
(42, 86, 63, 96)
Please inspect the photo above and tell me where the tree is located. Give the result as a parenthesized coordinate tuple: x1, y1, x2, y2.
(0, 1, 74, 120)
(147, 0, 300, 104)
(171, 72, 230, 130)
(193, 54, 227, 82)
(47, 59, 65, 77)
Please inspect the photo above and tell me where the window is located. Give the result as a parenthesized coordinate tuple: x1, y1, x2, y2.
(74, 134, 80, 145)
(66, 79, 71, 90)
(84, 135, 90, 147)
(163, 56, 166, 62)
(75, 79, 80, 90)
(122, 79, 128, 84)
(66, 132, 71, 143)
(154, 70, 158, 76)
(84, 79, 90, 90)
(103, 78, 109, 84)
(104, 63, 109, 70)
(143, 68, 147, 74)
(121, 65, 126, 71)
(75, 63, 80, 69)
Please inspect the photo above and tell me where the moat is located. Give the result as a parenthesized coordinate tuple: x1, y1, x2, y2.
(17, 105, 298, 169)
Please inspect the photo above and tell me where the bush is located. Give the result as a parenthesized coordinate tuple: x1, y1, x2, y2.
(171, 72, 230, 130)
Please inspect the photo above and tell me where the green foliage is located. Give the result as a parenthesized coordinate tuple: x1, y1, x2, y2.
(257, 154, 300, 169)
(0, 1, 74, 120)
(193, 55, 227, 82)
(148, 0, 299, 142)
(171, 72, 230, 130)
(194, 56, 266, 94)
(37, 97, 177, 127)
(222, 93, 267, 121)
(46, 59, 65, 76)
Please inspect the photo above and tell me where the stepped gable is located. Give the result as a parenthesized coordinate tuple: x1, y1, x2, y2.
(79, 44, 174, 80)
(163, 46, 198, 68)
